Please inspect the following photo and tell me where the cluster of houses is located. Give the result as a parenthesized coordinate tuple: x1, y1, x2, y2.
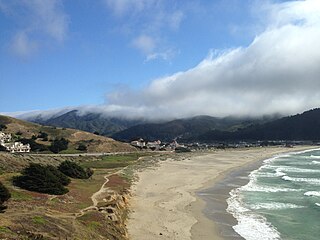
(0, 132, 31, 153)
(130, 138, 183, 151)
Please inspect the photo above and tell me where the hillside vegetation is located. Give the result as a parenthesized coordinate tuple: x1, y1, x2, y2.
(0, 115, 135, 153)
(0, 151, 157, 239)
(28, 110, 144, 136)
(192, 108, 320, 142)
(112, 115, 276, 142)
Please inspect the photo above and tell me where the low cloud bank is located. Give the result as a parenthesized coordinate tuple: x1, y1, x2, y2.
(104, 0, 320, 119)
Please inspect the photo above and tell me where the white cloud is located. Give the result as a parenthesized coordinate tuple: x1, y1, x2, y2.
(10, 31, 38, 57)
(7, 0, 320, 121)
(102, 0, 320, 119)
(104, 0, 156, 17)
(0, 0, 68, 57)
(104, 0, 184, 61)
(132, 34, 156, 55)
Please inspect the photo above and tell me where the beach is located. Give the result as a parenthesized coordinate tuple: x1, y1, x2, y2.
(127, 146, 314, 240)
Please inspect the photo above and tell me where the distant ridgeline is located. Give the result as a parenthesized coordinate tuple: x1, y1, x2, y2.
(16, 108, 320, 143)
(27, 110, 144, 136)
(191, 108, 320, 143)
(112, 108, 320, 143)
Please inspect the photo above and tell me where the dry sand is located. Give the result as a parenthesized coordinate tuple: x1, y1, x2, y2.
(127, 146, 314, 240)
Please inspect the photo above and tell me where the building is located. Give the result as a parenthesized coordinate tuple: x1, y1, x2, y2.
(4, 142, 31, 153)
(130, 138, 146, 148)
(146, 140, 161, 150)
(0, 132, 12, 144)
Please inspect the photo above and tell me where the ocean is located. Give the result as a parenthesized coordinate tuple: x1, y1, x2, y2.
(227, 148, 320, 240)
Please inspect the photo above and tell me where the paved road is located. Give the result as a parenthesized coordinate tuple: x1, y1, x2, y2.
(26, 151, 170, 157)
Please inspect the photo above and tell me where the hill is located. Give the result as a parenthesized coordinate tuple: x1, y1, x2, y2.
(112, 115, 274, 142)
(27, 110, 144, 136)
(193, 108, 320, 142)
(0, 115, 135, 153)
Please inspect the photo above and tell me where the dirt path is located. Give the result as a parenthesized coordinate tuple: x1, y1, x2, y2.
(76, 168, 125, 217)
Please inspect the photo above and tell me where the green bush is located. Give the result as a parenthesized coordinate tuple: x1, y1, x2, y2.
(37, 132, 48, 139)
(58, 161, 93, 179)
(0, 181, 11, 213)
(13, 164, 70, 195)
(49, 138, 69, 153)
(76, 143, 87, 151)
(19, 138, 48, 152)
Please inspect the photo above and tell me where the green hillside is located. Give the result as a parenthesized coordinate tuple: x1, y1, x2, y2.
(0, 115, 135, 153)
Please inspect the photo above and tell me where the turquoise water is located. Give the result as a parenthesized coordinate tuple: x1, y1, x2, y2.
(227, 149, 320, 240)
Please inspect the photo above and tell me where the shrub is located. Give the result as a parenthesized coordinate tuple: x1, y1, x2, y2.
(49, 138, 69, 153)
(0, 181, 11, 213)
(19, 138, 48, 152)
(13, 164, 69, 195)
(76, 144, 87, 151)
(37, 132, 48, 139)
(0, 124, 6, 131)
(58, 161, 93, 179)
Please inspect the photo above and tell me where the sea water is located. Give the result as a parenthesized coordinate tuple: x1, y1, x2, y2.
(227, 149, 320, 240)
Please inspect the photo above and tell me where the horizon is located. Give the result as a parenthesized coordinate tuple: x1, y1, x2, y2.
(1, 0, 320, 119)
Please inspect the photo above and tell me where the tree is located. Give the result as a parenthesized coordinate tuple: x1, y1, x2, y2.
(49, 138, 69, 153)
(0, 124, 6, 131)
(58, 161, 93, 179)
(0, 181, 11, 213)
(19, 138, 48, 152)
(13, 164, 69, 195)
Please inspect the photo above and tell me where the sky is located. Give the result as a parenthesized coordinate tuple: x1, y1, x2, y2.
(1, 0, 320, 120)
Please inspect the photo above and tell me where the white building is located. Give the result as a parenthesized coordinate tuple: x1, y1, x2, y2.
(131, 138, 146, 148)
(146, 140, 161, 150)
(0, 132, 12, 144)
(5, 142, 31, 153)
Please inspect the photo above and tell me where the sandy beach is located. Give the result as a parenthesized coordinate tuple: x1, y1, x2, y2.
(127, 146, 314, 240)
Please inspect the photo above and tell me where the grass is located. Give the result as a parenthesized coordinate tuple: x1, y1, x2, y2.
(10, 190, 32, 201)
(87, 221, 102, 230)
(0, 226, 11, 233)
(80, 152, 153, 169)
(32, 216, 46, 225)
(59, 148, 83, 154)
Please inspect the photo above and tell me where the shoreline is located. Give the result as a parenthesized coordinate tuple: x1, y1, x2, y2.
(127, 146, 315, 240)
(192, 146, 316, 240)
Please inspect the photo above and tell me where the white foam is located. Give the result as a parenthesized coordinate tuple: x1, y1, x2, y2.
(249, 202, 305, 210)
(275, 166, 320, 173)
(315, 203, 320, 207)
(227, 189, 281, 240)
(226, 148, 320, 240)
(304, 191, 320, 197)
(282, 176, 320, 185)
(312, 160, 320, 165)
(310, 155, 320, 159)
(241, 183, 299, 193)
(275, 168, 286, 177)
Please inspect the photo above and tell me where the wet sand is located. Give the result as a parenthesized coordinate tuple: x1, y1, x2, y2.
(127, 146, 314, 240)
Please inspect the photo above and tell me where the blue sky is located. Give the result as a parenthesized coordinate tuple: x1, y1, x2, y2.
(1, 0, 320, 119)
